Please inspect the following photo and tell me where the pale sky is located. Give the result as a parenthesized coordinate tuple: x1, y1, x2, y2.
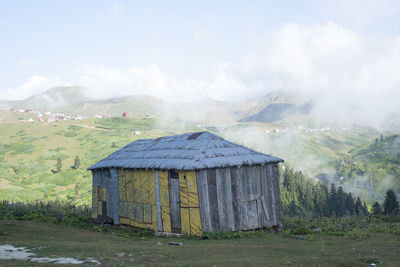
(1, 0, 400, 123)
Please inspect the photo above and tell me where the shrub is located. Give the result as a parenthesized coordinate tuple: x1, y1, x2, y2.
(68, 125, 83, 130)
(21, 136, 42, 143)
(64, 132, 78, 137)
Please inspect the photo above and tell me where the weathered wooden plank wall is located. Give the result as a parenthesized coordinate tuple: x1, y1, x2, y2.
(230, 167, 242, 230)
(178, 171, 202, 235)
(117, 169, 157, 230)
(196, 164, 281, 232)
(168, 171, 181, 233)
(267, 164, 277, 225)
(92, 163, 281, 234)
(159, 170, 171, 233)
(207, 169, 221, 231)
(197, 169, 212, 232)
(92, 169, 118, 222)
(273, 164, 282, 224)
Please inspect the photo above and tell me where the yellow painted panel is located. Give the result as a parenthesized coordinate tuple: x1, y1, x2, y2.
(142, 171, 150, 203)
(126, 170, 135, 202)
(189, 208, 202, 236)
(186, 171, 200, 208)
(186, 171, 198, 193)
(120, 217, 130, 225)
(179, 171, 189, 208)
(140, 170, 147, 202)
(98, 186, 106, 201)
(143, 204, 152, 223)
(126, 217, 157, 231)
(138, 170, 145, 203)
(118, 170, 126, 201)
(119, 202, 125, 218)
(92, 186, 98, 218)
(161, 207, 171, 233)
(129, 219, 141, 228)
(98, 201, 103, 216)
(159, 171, 169, 207)
(159, 170, 168, 180)
(133, 170, 143, 203)
(188, 193, 199, 208)
(127, 202, 134, 220)
(148, 171, 155, 205)
(120, 201, 134, 218)
(133, 202, 143, 222)
(181, 207, 190, 234)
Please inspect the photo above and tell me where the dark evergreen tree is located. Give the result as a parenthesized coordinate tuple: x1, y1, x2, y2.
(336, 186, 347, 217)
(362, 201, 369, 216)
(283, 166, 296, 192)
(303, 178, 314, 211)
(372, 201, 382, 215)
(383, 189, 400, 215)
(296, 171, 306, 206)
(289, 200, 297, 216)
(328, 183, 338, 216)
(312, 184, 322, 216)
(355, 197, 363, 215)
(345, 192, 355, 215)
(75, 183, 79, 197)
(74, 156, 80, 170)
(56, 157, 62, 172)
(279, 165, 369, 218)
(320, 183, 330, 216)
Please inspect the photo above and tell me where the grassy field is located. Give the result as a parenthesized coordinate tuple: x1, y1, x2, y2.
(0, 113, 394, 205)
(0, 117, 203, 204)
(1, 220, 400, 266)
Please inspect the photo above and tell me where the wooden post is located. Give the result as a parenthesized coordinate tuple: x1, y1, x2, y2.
(155, 170, 163, 232)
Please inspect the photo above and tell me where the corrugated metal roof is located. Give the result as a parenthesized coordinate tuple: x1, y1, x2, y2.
(88, 131, 284, 170)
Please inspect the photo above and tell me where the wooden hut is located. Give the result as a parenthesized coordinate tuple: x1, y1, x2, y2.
(88, 131, 283, 235)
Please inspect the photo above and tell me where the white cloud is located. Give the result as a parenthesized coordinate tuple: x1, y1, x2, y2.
(225, 22, 400, 124)
(79, 64, 206, 102)
(4, 21, 400, 125)
(0, 76, 68, 100)
(76, 20, 400, 124)
(78, 63, 253, 102)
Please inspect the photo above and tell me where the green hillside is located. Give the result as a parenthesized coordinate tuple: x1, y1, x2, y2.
(213, 121, 379, 177)
(1, 112, 389, 205)
(0, 87, 398, 205)
(0, 116, 203, 204)
(337, 134, 400, 201)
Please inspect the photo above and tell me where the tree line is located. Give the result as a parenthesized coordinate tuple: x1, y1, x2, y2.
(279, 165, 399, 217)
(371, 189, 400, 215)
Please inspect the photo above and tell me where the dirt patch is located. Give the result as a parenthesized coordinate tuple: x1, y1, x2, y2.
(0, 244, 100, 265)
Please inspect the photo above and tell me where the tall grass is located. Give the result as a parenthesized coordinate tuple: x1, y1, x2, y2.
(282, 214, 400, 239)
(1, 200, 399, 240)
(0, 200, 91, 226)
(0, 200, 154, 239)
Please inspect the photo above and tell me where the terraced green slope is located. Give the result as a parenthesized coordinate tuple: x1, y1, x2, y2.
(0, 117, 203, 204)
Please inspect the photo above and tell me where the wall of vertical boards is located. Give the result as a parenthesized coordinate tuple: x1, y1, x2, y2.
(91, 163, 281, 235)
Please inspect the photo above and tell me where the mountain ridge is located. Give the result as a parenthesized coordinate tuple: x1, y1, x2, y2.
(0, 86, 304, 124)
